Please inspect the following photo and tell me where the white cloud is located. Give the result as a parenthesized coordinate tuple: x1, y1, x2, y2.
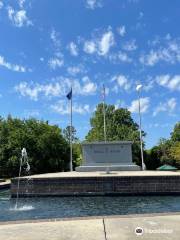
(23, 109, 40, 118)
(68, 42, 78, 56)
(140, 37, 180, 66)
(7, 7, 32, 27)
(122, 40, 137, 51)
(117, 26, 126, 37)
(15, 82, 63, 101)
(67, 66, 84, 76)
(143, 79, 154, 92)
(128, 0, 140, 3)
(98, 30, 114, 56)
(48, 58, 64, 70)
(19, 0, 25, 8)
(109, 51, 132, 63)
(42, 83, 62, 97)
(51, 100, 91, 115)
(15, 82, 40, 101)
(112, 75, 131, 91)
(82, 76, 97, 94)
(128, 97, 150, 113)
(114, 99, 126, 109)
(0, 1, 3, 9)
(153, 98, 177, 116)
(50, 29, 61, 48)
(140, 50, 160, 66)
(148, 36, 160, 47)
(0, 55, 27, 72)
(15, 77, 97, 100)
(165, 33, 171, 41)
(85, 0, 103, 10)
(83, 41, 96, 54)
(83, 28, 115, 56)
(138, 11, 144, 20)
(49, 30, 64, 69)
(147, 123, 173, 129)
(156, 75, 180, 91)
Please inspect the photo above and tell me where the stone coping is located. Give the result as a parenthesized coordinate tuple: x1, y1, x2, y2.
(0, 212, 180, 225)
(82, 141, 132, 145)
(13, 170, 180, 179)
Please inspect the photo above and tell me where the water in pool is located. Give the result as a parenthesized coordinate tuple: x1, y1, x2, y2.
(0, 190, 180, 222)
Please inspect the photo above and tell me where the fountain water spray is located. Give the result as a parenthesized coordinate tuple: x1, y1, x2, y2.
(15, 148, 30, 209)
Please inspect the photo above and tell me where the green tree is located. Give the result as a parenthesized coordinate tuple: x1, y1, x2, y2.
(169, 122, 180, 167)
(158, 138, 172, 164)
(147, 122, 180, 169)
(85, 103, 145, 166)
(72, 143, 83, 168)
(171, 122, 180, 142)
(170, 142, 180, 166)
(63, 126, 81, 170)
(63, 126, 78, 143)
(0, 117, 70, 178)
(144, 146, 161, 170)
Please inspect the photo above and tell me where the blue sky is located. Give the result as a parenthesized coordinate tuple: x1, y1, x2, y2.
(0, 0, 179, 149)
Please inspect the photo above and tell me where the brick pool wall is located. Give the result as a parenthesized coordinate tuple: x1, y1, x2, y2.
(10, 175, 180, 197)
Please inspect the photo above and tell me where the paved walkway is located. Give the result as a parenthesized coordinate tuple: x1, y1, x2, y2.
(20, 170, 180, 179)
(0, 214, 180, 240)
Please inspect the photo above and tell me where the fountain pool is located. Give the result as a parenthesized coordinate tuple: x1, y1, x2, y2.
(0, 189, 180, 222)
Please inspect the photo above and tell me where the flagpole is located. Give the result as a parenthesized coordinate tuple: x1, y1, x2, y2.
(136, 85, 145, 171)
(70, 88, 73, 172)
(102, 84, 109, 174)
(103, 84, 107, 142)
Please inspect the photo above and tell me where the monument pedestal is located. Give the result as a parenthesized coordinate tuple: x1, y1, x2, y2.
(76, 165, 140, 172)
(76, 141, 140, 172)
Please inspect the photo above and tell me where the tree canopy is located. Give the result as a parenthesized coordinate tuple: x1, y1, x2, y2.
(63, 125, 82, 169)
(85, 103, 144, 165)
(145, 121, 180, 169)
(63, 125, 78, 143)
(171, 122, 180, 142)
(0, 116, 70, 177)
(0, 111, 179, 176)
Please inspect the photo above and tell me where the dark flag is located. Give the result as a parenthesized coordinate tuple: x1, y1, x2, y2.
(66, 88, 72, 100)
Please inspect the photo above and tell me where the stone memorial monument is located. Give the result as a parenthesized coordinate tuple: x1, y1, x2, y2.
(76, 141, 140, 171)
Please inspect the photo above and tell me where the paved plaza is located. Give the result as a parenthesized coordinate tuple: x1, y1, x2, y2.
(0, 213, 180, 240)
(21, 170, 180, 179)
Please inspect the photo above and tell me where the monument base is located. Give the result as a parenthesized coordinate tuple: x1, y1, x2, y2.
(78, 141, 140, 172)
(76, 164, 140, 172)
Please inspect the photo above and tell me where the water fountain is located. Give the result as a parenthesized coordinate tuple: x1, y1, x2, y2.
(15, 148, 31, 210)
(2, 147, 180, 221)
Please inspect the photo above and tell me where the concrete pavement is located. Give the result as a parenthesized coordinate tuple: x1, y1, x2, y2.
(0, 214, 180, 240)
(105, 214, 180, 240)
(20, 170, 180, 179)
(0, 219, 104, 240)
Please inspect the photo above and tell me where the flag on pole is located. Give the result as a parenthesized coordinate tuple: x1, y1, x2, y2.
(66, 87, 73, 172)
(66, 88, 72, 100)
